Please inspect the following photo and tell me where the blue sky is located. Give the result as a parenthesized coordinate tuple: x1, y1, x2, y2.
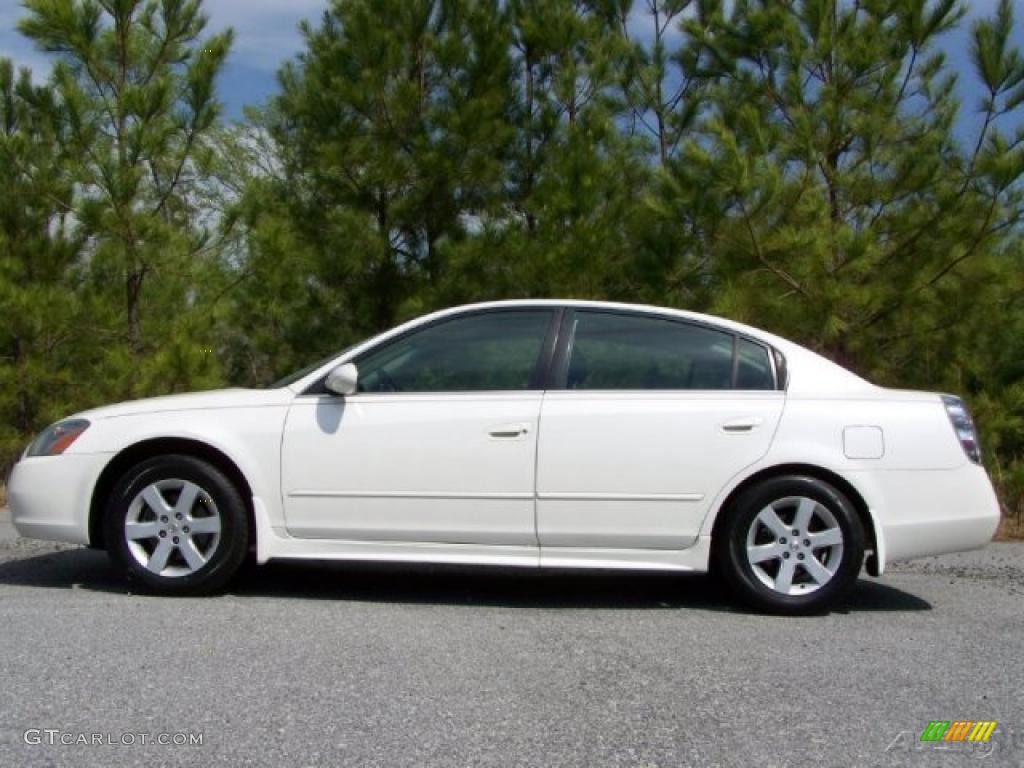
(1, 0, 1021, 139)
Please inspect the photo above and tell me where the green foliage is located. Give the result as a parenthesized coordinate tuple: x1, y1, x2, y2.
(0, 58, 83, 466)
(3, 0, 1024, 532)
(0, 0, 231, 473)
(18, 0, 232, 379)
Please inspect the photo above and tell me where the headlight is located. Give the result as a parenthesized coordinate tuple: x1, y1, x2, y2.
(27, 419, 91, 457)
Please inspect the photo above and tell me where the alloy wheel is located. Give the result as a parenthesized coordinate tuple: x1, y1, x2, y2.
(123, 478, 222, 577)
(744, 495, 845, 596)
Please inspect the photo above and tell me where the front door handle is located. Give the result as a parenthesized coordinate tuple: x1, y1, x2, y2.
(721, 417, 763, 433)
(488, 423, 530, 439)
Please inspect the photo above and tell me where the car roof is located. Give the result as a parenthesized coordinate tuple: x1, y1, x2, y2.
(425, 299, 785, 345)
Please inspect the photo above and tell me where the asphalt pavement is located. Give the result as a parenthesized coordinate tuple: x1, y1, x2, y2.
(0, 507, 1021, 768)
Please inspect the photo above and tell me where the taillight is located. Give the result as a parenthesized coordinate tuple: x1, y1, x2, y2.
(941, 395, 981, 464)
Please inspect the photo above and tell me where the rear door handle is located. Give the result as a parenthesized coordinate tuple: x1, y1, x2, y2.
(721, 417, 763, 433)
(488, 423, 530, 439)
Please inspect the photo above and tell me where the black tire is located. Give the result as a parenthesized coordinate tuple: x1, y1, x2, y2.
(715, 475, 865, 615)
(104, 454, 249, 596)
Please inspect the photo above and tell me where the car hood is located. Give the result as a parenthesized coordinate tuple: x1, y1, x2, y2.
(76, 388, 294, 420)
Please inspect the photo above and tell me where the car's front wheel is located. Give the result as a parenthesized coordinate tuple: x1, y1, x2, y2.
(104, 455, 249, 595)
(716, 475, 865, 615)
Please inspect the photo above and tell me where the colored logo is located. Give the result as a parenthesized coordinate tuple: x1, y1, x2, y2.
(921, 721, 997, 743)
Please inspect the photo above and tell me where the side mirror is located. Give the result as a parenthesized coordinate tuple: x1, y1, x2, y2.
(325, 362, 359, 396)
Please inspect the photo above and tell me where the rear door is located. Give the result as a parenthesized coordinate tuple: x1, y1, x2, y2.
(536, 309, 785, 549)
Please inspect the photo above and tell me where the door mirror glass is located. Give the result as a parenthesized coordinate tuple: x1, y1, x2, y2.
(325, 362, 359, 396)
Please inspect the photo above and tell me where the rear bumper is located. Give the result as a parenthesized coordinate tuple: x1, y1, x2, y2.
(848, 462, 1000, 569)
(8, 453, 111, 545)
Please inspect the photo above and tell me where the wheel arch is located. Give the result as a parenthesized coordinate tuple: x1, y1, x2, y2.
(708, 463, 880, 575)
(88, 437, 256, 552)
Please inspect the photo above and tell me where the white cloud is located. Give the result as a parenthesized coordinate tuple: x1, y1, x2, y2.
(0, 24, 53, 83)
(0, 0, 326, 78)
(202, 0, 326, 72)
(0, 2, 28, 28)
(625, 1, 691, 46)
(1, 3, 37, 71)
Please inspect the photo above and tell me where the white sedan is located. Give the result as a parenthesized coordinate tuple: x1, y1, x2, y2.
(8, 300, 999, 613)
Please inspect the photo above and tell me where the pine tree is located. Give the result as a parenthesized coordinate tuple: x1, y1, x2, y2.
(264, 0, 516, 339)
(468, 0, 648, 299)
(0, 60, 83, 472)
(18, 0, 233, 397)
(659, 0, 1024, 381)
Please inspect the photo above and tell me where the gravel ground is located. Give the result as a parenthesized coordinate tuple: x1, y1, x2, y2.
(0, 508, 1021, 768)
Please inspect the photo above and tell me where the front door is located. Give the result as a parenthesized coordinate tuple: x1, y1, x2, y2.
(281, 308, 556, 545)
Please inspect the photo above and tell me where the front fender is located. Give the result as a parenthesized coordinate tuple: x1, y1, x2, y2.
(71, 406, 290, 530)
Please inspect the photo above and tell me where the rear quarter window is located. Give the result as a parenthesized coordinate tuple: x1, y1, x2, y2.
(736, 338, 776, 390)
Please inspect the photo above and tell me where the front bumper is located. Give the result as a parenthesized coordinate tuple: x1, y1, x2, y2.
(8, 453, 112, 545)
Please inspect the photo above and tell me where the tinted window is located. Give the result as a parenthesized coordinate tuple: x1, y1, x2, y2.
(735, 338, 775, 390)
(356, 310, 552, 392)
(566, 312, 736, 390)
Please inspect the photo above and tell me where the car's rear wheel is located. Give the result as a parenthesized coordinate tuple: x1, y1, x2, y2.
(104, 455, 249, 595)
(716, 475, 865, 615)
